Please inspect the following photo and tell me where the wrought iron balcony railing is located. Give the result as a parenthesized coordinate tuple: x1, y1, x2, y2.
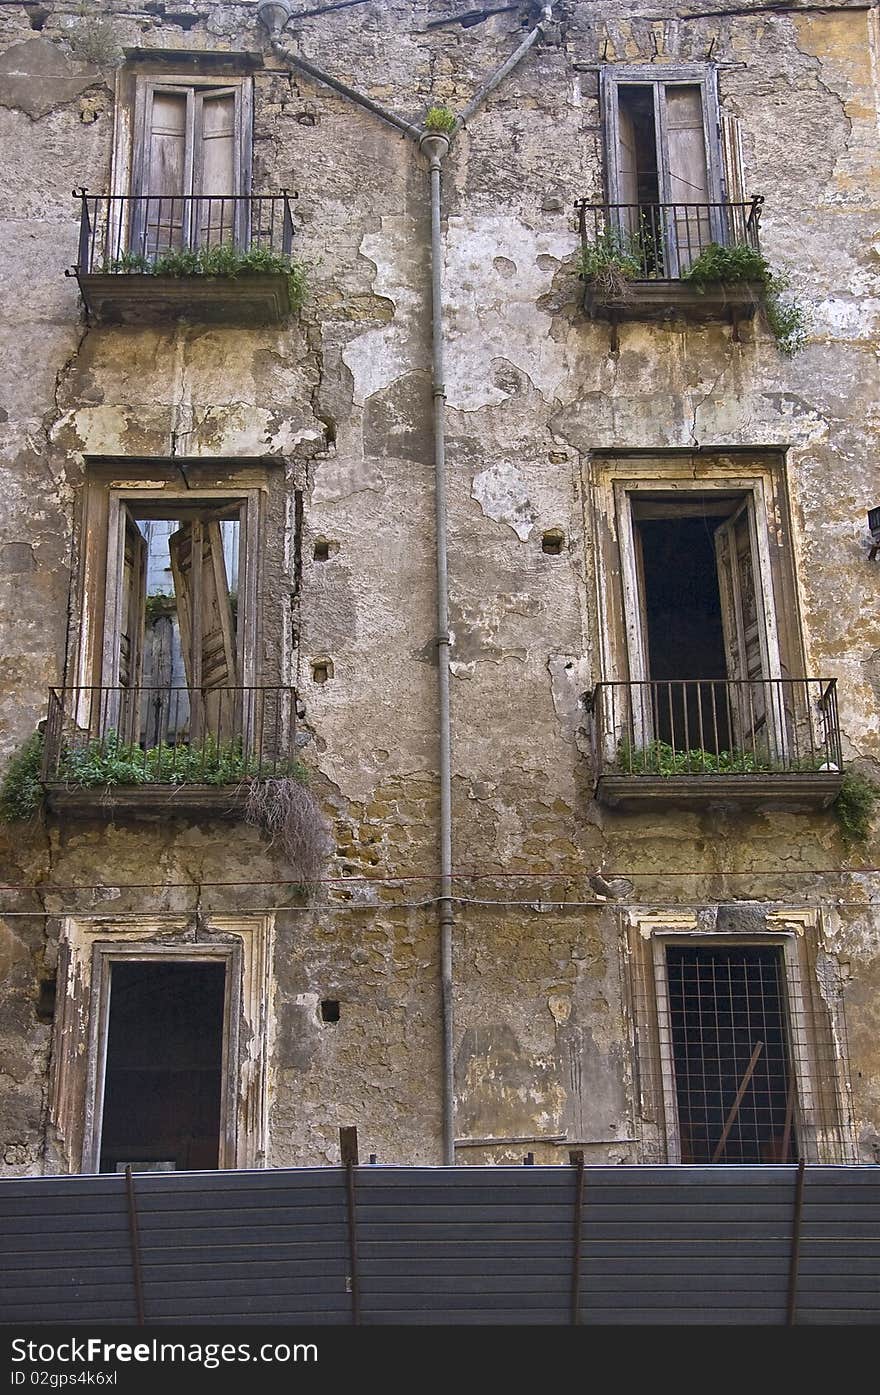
(576, 197, 763, 281)
(72, 191, 296, 275)
(42, 685, 300, 787)
(589, 678, 842, 782)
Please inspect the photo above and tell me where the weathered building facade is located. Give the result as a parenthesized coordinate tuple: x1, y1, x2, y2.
(1, 0, 878, 1179)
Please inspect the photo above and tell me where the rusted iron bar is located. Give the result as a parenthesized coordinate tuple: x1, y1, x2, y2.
(711, 1040, 764, 1163)
(570, 1149, 586, 1325)
(124, 1165, 146, 1326)
(341, 1127, 361, 1325)
(786, 1158, 807, 1326)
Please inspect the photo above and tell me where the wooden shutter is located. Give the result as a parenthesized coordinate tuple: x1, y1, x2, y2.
(194, 89, 238, 247)
(119, 512, 147, 691)
(720, 112, 746, 206)
(720, 111, 748, 243)
(117, 511, 147, 743)
(662, 85, 711, 274)
(140, 87, 192, 254)
(715, 502, 771, 754)
(169, 518, 238, 743)
(615, 94, 641, 245)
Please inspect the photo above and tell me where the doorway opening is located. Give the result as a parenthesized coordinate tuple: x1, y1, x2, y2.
(98, 960, 226, 1173)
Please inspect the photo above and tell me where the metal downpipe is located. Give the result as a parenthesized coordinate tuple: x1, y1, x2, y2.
(455, 4, 553, 130)
(421, 133, 456, 1167)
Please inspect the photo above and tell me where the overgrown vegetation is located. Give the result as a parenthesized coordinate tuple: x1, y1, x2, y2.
(579, 229, 642, 302)
(68, 14, 123, 67)
(424, 105, 457, 134)
(615, 739, 839, 777)
(0, 732, 44, 822)
(53, 732, 305, 789)
(615, 739, 780, 776)
(833, 768, 879, 847)
(682, 242, 809, 355)
(244, 777, 331, 888)
(1, 729, 330, 889)
(105, 244, 307, 310)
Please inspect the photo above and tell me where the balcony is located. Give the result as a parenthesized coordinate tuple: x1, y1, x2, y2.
(69, 192, 300, 326)
(41, 685, 301, 819)
(588, 678, 843, 813)
(576, 198, 764, 351)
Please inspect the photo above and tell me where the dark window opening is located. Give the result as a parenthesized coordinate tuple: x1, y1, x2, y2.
(666, 945, 798, 1164)
(35, 976, 57, 1023)
(639, 514, 730, 749)
(99, 961, 226, 1173)
(618, 87, 660, 206)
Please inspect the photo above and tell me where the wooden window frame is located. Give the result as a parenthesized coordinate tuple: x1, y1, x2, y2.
(71, 461, 275, 704)
(49, 915, 274, 1175)
(589, 452, 808, 764)
(109, 71, 254, 255)
(601, 65, 724, 209)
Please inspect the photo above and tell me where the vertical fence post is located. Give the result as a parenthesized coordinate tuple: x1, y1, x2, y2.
(124, 1166, 147, 1326)
(341, 1127, 361, 1326)
(569, 1149, 586, 1325)
(786, 1158, 807, 1326)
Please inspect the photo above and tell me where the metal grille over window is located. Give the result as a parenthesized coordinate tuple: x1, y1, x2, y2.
(666, 946, 796, 1163)
(644, 943, 854, 1165)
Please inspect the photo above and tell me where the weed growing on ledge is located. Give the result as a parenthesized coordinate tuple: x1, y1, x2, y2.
(683, 242, 809, 355)
(614, 739, 833, 777)
(579, 230, 642, 302)
(833, 768, 879, 847)
(616, 739, 778, 776)
(55, 732, 307, 788)
(424, 105, 457, 134)
(105, 244, 307, 310)
(0, 732, 44, 821)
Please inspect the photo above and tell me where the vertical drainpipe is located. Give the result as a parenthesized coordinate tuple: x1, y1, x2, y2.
(262, 0, 555, 1169)
(419, 129, 456, 1167)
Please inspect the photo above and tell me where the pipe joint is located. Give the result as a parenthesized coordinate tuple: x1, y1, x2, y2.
(419, 131, 451, 164)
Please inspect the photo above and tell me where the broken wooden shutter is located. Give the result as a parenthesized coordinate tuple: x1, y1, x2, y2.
(118, 511, 147, 742)
(661, 85, 711, 274)
(720, 111, 748, 243)
(720, 112, 746, 205)
(119, 512, 147, 691)
(193, 88, 238, 248)
(714, 502, 773, 757)
(169, 518, 239, 744)
(630, 520, 655, 746)
(615, 93, 641, 246)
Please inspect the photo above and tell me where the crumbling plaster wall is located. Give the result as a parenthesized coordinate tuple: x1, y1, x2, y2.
(0, 0, 879, 1173)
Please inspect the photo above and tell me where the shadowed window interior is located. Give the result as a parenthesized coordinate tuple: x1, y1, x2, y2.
(639, 513, 730, 749)
(666, 944, 798, 1164)
(99, 961, 226, 1173)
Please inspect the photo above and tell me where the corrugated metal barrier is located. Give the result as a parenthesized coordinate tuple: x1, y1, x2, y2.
(1, 1164, 878, 1325)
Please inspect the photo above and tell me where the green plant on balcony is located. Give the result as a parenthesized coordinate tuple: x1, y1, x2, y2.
(54, 731, 305, 788)
(614, 738, 838, 778)
(682, 242, 808, 355)
(579, 228, 643, 302)
(1, 729, 328, 887)
(105, 244, 307, 310)
(615, 738, 777, 776)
